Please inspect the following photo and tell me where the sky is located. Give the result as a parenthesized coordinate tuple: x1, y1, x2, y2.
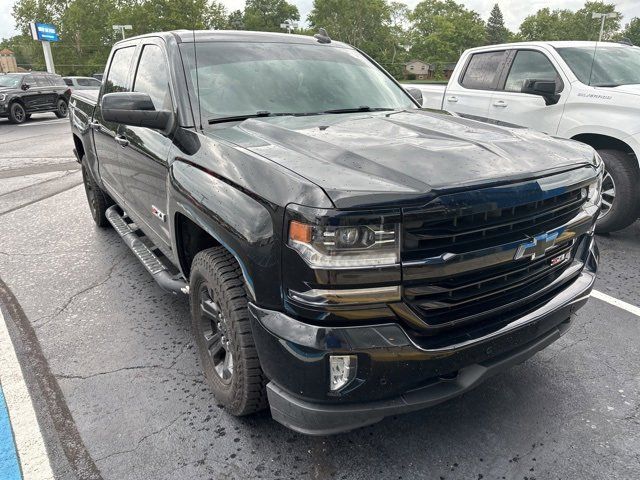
(2, 0, 640, 39)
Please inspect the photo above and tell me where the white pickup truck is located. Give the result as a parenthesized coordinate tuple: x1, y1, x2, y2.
(405, 41, 640, 233)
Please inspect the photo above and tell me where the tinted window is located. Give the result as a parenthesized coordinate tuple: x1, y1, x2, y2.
(133, 44, 172, 110)
(34, 75, 50, 87)
(64, 78, 73, 86)
(461, 51, 506, 90)
(104, 47, 135, 94)
(505, 50, 561, 92)
(77, 78, 101, 87)
(52, 76, 66, 86)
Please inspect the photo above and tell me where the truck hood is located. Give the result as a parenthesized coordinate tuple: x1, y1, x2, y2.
(208, 110, 596, 209)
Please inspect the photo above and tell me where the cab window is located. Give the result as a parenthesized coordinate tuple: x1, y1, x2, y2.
(133, 44, 172, 111)
(104, 46, 135, 94)
(460, 51, 507, 90)
(34, 75, 50, 87)
(504, 50, 562, 92)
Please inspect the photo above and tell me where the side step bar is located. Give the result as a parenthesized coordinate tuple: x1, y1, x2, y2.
(105, 205, 188, 295)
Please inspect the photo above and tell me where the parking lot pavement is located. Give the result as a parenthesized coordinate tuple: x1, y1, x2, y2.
(0, 117, 639, 479)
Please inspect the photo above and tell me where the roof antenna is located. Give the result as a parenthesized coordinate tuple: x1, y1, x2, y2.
(314, 28, 331, 44)
(193, 29, 202, 130)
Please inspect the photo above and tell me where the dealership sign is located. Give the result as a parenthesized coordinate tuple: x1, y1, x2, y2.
(29, 22, 60, 42)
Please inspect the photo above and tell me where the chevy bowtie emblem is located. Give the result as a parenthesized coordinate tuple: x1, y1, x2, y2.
(514, 232, 559, 260)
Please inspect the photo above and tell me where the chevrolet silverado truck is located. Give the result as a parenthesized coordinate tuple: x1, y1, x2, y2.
(69, 30, 601, 435)
(405, 41, 640, 233)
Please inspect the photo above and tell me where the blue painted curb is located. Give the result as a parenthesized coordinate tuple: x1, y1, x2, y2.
(0, 384, 22, 480)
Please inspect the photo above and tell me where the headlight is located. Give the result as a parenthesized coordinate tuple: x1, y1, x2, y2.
(0, 94, 6, 103)
(585, 158, 603, 207)
(587, 176, 602, 206)
(286, 205, 400, 269)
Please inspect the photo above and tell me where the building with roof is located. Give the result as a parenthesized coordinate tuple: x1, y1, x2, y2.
(0, 49, 18, 73)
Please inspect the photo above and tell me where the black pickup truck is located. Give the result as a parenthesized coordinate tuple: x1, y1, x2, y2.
(69, 30, 601, 435)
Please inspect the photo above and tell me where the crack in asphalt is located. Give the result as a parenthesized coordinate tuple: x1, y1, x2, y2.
(34, 255, 129, 329)
(93, 414, 185, 464)
(54, 340, 197, 381)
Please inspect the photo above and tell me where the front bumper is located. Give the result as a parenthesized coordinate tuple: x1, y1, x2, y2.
(250, 239, 598, 435)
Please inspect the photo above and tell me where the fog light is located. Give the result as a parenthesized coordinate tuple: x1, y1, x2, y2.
(329, 355, 357, 392)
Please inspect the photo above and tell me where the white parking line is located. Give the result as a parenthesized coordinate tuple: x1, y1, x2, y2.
(17, 119, 67, 127)
(591, 289, 640, 317)
(0, 309, 55, 480)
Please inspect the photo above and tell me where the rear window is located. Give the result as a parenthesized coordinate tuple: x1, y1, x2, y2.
(77, 78, 101, 87)
(461, 51, 507, 90)
(50, 75, 66, 86)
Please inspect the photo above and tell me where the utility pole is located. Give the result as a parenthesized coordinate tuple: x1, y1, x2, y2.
(592, 12, 616, 42)
(112, 24, 133, 40)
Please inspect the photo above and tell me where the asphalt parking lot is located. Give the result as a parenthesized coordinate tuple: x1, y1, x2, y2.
(0, 115, 639, 480)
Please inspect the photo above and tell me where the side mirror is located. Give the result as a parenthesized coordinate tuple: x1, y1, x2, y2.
(406, 87, 423, 107)
(21, 83, 30, 91)
(101, 92, 173, 130)
(522, 79, 560, 106)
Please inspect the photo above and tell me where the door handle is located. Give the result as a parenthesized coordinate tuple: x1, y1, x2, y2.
(492, 100, 508, 108)
(446, 96, 458, 103)
(89, 121, 102, 130)
(115, 135, 129, 147)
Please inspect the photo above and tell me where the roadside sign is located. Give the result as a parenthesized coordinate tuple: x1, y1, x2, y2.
(29, 22, 60, 42)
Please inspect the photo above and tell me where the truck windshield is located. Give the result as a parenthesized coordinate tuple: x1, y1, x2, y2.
(180, 42, 415, 124)
(556, 46, 640, 87)
(0, 75, 22, 88)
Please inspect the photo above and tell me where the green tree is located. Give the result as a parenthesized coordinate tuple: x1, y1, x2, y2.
(227, 9, 245, 29)
(519, 2, 621, 41)
(243, 0, 299, 32)
(519, 8, 572, 41)
(621, 17, 640, 45)
(409, 0, 485, 65)
(485, 3, 511, 44)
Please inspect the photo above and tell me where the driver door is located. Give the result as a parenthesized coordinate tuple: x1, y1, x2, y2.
(487, 48, 570, 135)
(20, 74, 40, 111)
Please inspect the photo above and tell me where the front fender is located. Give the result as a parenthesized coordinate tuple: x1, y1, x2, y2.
(168, 159, 284, 308)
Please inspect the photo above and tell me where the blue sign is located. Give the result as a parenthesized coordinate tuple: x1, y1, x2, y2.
(34, 23, 59, 42)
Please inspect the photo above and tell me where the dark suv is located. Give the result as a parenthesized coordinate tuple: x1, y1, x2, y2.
(0, 72, 71, 124)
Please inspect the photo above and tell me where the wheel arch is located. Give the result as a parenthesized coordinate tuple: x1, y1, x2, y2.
(571, 133, 639, 172)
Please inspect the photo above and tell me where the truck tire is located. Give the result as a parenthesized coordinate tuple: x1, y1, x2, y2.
(54, 99, 68, 118)
(190, 247, 267, 416)
(595, 149, 640, 233)
(8, 102, 27, 124)
(81, 161, 113, 228)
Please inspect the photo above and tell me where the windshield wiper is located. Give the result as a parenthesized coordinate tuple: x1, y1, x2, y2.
(208, 111, 273, 124)
(593, 83, 621, 87)
(322, 106, 396, 114)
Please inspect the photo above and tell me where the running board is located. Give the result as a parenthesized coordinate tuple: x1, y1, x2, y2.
(105, 205, 188, 295)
